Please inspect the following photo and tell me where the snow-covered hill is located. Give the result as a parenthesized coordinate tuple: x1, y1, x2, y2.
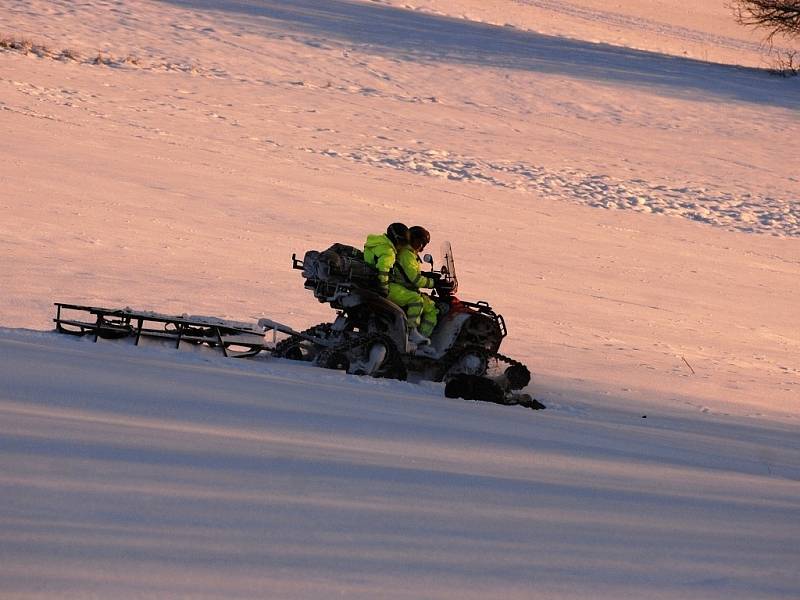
(1, 0, 799, 597)
(2, 328, 798, 599)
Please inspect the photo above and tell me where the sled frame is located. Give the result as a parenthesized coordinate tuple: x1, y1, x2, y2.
(53, 303, 268, 358)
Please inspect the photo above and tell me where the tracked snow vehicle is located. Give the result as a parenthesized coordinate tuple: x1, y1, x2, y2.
(269, 242, 542, 408)
(52, 243, 542, 409)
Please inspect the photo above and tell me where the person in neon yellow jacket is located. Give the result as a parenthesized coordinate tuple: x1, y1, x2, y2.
(363, 222, 428, 346)
(363, 222, 409, 296)
(393, 225, 438, 339)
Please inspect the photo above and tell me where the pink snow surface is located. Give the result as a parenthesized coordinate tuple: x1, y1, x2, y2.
(0, 1, 798, 598)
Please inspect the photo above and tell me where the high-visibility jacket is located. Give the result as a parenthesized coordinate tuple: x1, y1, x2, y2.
(392, 247, 435, 290)
(363, 233, 399, 294)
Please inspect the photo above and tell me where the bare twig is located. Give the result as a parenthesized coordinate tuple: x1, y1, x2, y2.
(729, 0, 800, 44)
(681, 356, 696, 375)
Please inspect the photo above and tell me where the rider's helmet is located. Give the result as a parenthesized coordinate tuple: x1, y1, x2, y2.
(409, 226, 430, 251)
(386, 222, 410, 246)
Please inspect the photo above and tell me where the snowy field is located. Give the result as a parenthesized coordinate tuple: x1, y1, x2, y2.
(1, 0, 799, 598)
(1, 328, 799, 599)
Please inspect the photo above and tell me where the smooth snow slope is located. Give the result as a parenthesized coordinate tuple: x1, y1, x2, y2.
(1, 0, 798, 418)
(1, 0, 799, 597)
(376, 0, 798, 68)
(1, 329, 799, 599)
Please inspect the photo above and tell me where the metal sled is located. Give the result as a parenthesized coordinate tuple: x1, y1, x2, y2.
(53, 303, 269, 358)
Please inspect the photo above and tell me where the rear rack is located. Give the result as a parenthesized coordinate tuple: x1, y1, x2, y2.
(53, 303, 268, 358)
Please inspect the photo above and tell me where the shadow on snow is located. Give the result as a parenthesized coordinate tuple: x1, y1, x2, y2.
(159, 0, 800, 109)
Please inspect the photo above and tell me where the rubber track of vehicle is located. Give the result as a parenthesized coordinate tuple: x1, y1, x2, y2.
(316, 332, 407, 381)
(436, 345, 530, 389)
(271, 322, 333, 359)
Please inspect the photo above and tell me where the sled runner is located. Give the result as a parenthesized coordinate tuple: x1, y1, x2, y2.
(53, 303, 268, 358)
